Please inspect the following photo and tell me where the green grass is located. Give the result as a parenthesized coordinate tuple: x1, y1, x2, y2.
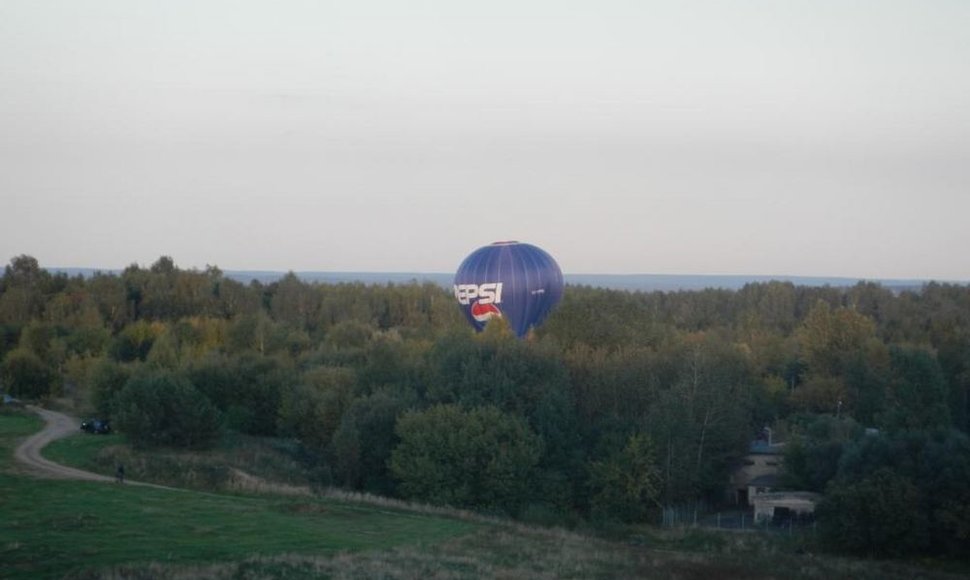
(0, 410, 475, 579)
(0, 409, 43, 452)
(44, 429, 313, 493)
(5, 409, 968, 580)
(42, 430, 125, 473)
(60, 524, 970, 580)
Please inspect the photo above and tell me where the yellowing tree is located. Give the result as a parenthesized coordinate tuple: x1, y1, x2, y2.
(797, 301, 877, 376)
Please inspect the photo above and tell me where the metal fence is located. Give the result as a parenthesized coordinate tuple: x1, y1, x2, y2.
(661, 504, 817, 534)
(659, 501, 710, 527)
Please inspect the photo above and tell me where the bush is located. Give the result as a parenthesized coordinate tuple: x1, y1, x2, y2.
(818, 429, 970, 559)
(390, 404, 542, 514)
(818, 468, 927, 557)
(588, 433, 662, 523)
(88, 358, 131, 419)
(1, 347, 55, 399)
(114, 370, 221, 449)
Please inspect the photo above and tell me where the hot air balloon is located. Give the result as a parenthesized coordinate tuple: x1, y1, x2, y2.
(453, 241, 564, 337)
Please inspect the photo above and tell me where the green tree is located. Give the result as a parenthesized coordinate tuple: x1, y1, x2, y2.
(277, 366, 355, 449)
(426, 330, 581, 506)
(330, 390, 413, 494)
(818, 468, 926, 557)
(796, 301, 877, 376)
(780, 414, 860, 492)
(588, 433, 662, 522)
(146, 328, 181, 369)
(935, 331, 970, 433)
(1, 347, 55, 398)
(269, 272, 319, 331)
(879, 346, 951, 431)
(114, 370, 221, 448)
(356, 335, 422, 393)
(19, 321, 55, 362)
(109, 320, 164, 362)
(185, 354, 238, 411)
(789, 374, 846, 414)
(832, 428, 970, 559)
(87, 272, 131, 331)
(88, 358, 132, 419)
(227, 312, 284, 356)
(391, 404, 542, 514)
(324, 319, 374, 350)
(648, 336, 753, 504)
(0, 255, 47, 324)
(226, 354, 294, 435)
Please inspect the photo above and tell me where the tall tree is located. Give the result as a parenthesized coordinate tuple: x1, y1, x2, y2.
(818, 468, 927, 557)
(1, 347, 55, 398)
(648, 336, 753, 504)
(0, 255, 47, 324)
(114, 370, 221, 449)
(588, 433, 663, 522)
(880, 346, 951, 431)
(391, 404, 542, 514)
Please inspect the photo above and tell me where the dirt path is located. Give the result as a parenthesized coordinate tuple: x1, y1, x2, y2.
(14, 406, 115, 481)
(11, 406, 176, 490)
(13, 407, 201, 492)
(14, 407, 312, 496)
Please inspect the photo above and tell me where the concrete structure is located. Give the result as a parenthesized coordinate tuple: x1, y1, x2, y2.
(752, 491, 821, 523)
(727, 439, 784, 506)
(747, 473, 780, 502)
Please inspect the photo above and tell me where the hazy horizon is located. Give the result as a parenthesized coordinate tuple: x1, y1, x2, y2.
(45, 264, 963, 281)
(38, 259, 967, 282)
(3, 1, 968, 279)
(47, 264, 965, 292)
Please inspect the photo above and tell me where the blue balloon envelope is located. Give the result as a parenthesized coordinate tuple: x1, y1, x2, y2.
(453, 241, 564, 337)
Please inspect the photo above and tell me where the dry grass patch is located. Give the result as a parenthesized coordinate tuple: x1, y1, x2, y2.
(61, 514, 970, 580)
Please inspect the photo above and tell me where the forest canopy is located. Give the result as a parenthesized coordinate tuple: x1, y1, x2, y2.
(1, 254, 968, 558)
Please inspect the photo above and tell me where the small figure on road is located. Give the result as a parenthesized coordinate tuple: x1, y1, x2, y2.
(116, 463, 125, 484)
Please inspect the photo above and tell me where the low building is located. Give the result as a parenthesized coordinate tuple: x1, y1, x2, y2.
(747, 473, 780, 501)
(727, 438, 784, 506)
(752, 491, 820, 523)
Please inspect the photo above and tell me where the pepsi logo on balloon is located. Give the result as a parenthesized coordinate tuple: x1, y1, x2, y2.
(471, 301, 502, 322)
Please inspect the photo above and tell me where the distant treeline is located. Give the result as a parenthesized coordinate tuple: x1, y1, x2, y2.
(52, 266, 939, 292)
(1, 255, 968, 559)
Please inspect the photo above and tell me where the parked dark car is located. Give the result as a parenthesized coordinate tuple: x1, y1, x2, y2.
(81, 419, 111, 434)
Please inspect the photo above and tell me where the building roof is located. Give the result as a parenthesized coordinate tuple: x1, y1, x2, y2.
(748, 441, 785, 455)
(753, 491, 821, 502)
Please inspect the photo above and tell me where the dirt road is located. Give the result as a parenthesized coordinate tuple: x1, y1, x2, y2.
(14, 406, 115, 482)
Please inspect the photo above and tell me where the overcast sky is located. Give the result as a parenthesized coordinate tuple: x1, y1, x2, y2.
(1, 1, 968, 279)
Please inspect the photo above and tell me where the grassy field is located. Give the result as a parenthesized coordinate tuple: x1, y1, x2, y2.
(0, 410, 474, 579)
(43, 428, 312, 494)
(5, 408, 969, 579)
